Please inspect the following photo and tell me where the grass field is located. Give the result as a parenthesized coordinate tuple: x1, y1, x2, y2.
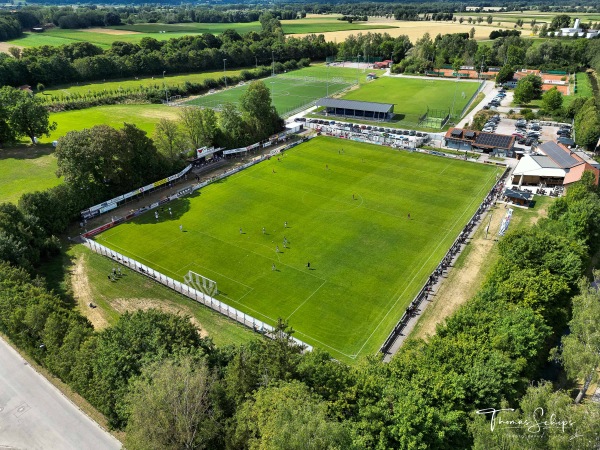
(7, 19, 396, 49)
(340, 76, 481, 127)
(184, 75, 353, 116)
(0, 146, 60, 204)
(47, 104, 179, 142)
(94, 136, 500, 362)
(42, 68, 251, 98)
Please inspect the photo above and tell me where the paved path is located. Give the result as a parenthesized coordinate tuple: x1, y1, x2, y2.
(0, 337, 121, 450)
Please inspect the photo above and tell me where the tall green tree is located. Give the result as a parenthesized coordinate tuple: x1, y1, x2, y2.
(552, 276, 600, 403)
(8, 89, 56, 143)
(153, 118, 186, 162)
(239, 80, 282, 141)
(542, 87, 563, 112)
(125, 355, 222, 450)
(229, 381, 354, 450)
(574, 98, 600, 149)
(218, 102, 247, 148)
(514, 80, 535, 104)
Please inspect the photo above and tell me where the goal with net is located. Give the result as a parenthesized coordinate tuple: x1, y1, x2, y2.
(184, 270, 218, 297)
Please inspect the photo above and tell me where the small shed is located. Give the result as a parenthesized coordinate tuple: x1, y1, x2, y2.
(503, 188, 532, 207)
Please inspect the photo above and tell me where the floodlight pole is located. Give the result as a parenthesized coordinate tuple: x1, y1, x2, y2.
(357, 54, 361, 84)
(163, 70, 168, 104)
(272, 51, 275, 77)
(326, 63, 329, 97)
(223, 59, 227, 89)
(255, 56, 258, 69)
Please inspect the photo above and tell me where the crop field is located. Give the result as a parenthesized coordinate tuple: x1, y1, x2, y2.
(0, 146, 60, 204)
(340, 76, 480, 127)
(6, 19, 396, 49)
(41, 68, 251, 98)
(184, 75, 353, 117)
(95, 136, 500, 362)
(48, 104, 179, 141)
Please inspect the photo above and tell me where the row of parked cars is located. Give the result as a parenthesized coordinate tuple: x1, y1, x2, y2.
(300, 117, 428, 137)
(512, 119, 541, 147)
(483, 89, 506, 110)
(482, 114, 501, 133)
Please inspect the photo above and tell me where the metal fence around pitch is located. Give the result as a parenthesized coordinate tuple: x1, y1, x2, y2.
(458, 79, 486, 120)
(83, 238, 313, 352)
(379, 165, 510, 357)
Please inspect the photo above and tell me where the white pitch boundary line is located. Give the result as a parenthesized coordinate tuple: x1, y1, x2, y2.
(351, 168, 500, 358)
(287, 280, 326, 321)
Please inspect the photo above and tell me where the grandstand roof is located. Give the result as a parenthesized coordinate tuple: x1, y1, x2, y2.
(316, 98, 394, 113)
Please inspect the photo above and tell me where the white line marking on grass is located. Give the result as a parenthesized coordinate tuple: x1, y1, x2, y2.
(351, 168, 499, 359)
(438, 160, 454, 175)
(287, 280, 326, 321)
(292, 329, 358, 359)
(192, 262, 254, 290)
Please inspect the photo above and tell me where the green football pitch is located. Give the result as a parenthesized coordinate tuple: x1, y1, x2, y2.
(183, 76, 352, 117)
(95, 137, 500, 362)
(341, 77, 481, 127)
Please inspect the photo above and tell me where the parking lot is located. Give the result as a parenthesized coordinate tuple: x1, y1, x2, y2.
(494, 118, 570, 153)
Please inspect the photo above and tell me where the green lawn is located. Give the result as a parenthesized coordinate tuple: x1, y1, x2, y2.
(0, 146, 60, 204)
(95, 136, 500, 362)
(340, 76, 481, 127)
(48, 104, 179, 142)
(42, 68, 251, 98)
(573, 71, 593, 98)
(279, 64, 370, 85)
(184, 74, 352, 117)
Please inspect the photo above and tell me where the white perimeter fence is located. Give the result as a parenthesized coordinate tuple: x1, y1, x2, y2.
(83, 238, 313, 352)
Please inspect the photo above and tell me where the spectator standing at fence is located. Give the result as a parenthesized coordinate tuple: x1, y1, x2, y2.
(168, 208, 172, 217)
(155, 211, 159, 221)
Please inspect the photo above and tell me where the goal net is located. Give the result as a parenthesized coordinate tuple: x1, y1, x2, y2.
(184, 270, 218, 297)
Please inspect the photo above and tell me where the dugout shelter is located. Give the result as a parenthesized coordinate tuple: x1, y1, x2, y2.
(316, 98, 394, 121)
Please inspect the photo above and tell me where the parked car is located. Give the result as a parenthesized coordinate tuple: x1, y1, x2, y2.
(409, 130, 416, 136)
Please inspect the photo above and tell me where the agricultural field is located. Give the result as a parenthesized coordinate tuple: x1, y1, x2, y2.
(184, 74, 353, 117)
(0, 146, 60, 204)
(47, 104, 179, 141)
(5, 18, 397, 49)
(340, 76, 481, 127)
(42, 68, 251, 98)
(94, 136, 501, 362)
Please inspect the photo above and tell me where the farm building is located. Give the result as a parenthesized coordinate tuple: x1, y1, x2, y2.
(316, 98, 394, 121)
(511, 141, 600, 188)
(444, 127, 516, 157)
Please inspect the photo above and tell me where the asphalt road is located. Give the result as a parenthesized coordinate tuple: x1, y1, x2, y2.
(0, 337, 121, 450)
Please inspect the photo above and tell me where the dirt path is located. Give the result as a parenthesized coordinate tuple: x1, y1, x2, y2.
(411, 207, 504, 340)
(71, 254, 110, 330)
(0, 42, 22, 55)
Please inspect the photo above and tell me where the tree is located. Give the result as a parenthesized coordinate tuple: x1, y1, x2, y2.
(218, 102, 247, 148)
(496, 65, 515, 84)
(486, 15, 493, 24)
(229, 381, 354, 450)
(71, 309, 212, 428)
(549, 14, 572, 31)
(469, 27, 475, 39)
(179, 107, 219, 150)
(574, 98, 600, 149)
(541, 87, 563, 112)
(452, 57, 464, 74)
(514, 80, 535, 104)
(125, 355, 221, 450)
(154, 118, 185, 161)
(8, 89, 56, 143)
(239, 80, 281, 141)
(552, 276, 600, 403)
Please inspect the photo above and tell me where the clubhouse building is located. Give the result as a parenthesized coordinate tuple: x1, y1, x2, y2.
(511, 141, 600, 188)
(444, 127, 516, 157)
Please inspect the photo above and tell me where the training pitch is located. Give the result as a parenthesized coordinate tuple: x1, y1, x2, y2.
(95, 137, 500, 362)
(341, 77, 481, 127)
(183, 75, 352, 116)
